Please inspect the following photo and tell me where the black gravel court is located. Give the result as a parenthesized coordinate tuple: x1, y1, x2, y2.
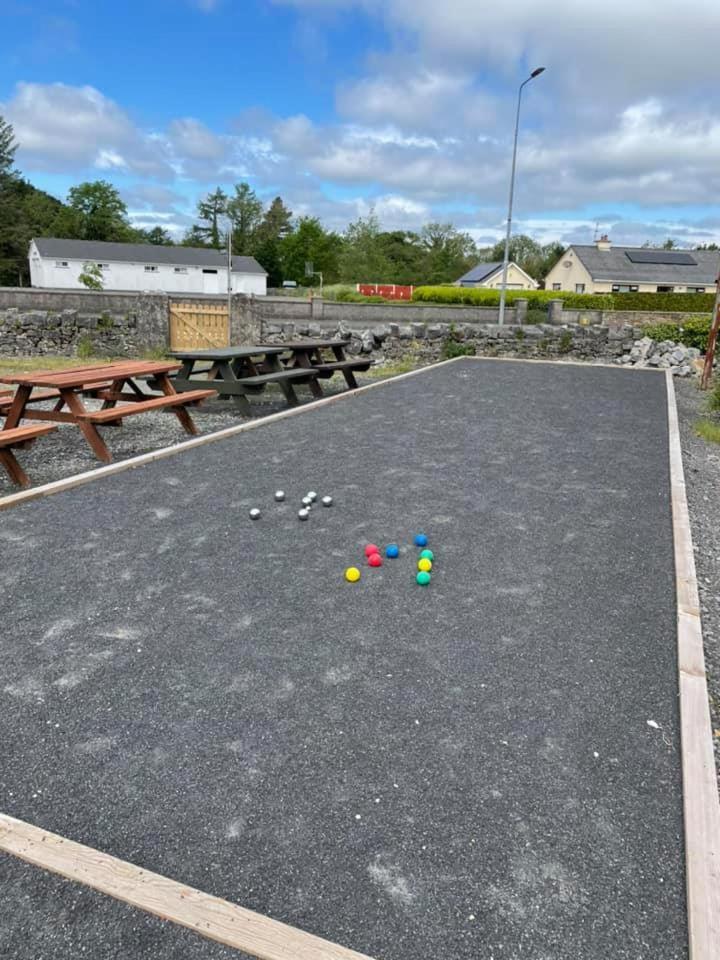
(0, 358, 687, 959)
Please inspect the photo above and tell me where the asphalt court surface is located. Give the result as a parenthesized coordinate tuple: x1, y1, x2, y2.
(0, 358, 687, 959)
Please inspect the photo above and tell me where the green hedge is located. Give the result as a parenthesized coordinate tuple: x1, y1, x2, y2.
(611, 291, 715, 312)
(642, 316, 712, 351)
(412, 286, 613, 309)
(412, 285, 716, 313)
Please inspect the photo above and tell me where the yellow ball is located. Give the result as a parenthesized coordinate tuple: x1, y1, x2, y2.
(418, 558, 432, 572)
(345, 566, 361, 583)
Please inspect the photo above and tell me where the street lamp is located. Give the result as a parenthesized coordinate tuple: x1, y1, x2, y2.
(498, 66, 546, 326)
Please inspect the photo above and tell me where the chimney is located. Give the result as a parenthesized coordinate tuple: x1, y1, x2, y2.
(596, 234, 611, 251)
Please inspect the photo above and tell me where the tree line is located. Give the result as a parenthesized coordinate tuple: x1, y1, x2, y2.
(6, 113, 713, 291)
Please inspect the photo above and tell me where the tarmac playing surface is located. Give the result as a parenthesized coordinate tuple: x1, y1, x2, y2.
(0, 358, 687, 959)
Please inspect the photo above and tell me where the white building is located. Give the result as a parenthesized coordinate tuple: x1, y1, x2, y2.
(454, 261, 538, 290)
(29, 238, 267, 296)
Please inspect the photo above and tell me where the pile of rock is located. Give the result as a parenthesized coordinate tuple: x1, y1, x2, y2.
(618, 337, 701, 376)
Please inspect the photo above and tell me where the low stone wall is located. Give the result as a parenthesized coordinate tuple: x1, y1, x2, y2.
(261, 317, 643, 365)
(0, 288, 168, 356)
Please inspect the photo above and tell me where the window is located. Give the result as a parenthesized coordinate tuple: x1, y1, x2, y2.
(656, 285, 674, 293)
(612, 284, 634, 293)
(144, 265, 158, 273)
(552, 283, 561, 291)
(575, 283, 585, 293)
(688, 287, 706, 293)
(202, 268, 218, 274)
(55, 260, 69, 268)
(97, 263, 109, 270)
(173, 267, 188, 274)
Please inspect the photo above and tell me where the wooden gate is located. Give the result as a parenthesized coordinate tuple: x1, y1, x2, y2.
(169, 302, 229, 350)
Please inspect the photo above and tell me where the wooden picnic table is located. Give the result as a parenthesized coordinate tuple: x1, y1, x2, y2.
(0, 360, 216, 465)
(262, 339, 372, 389)
(170, 346, 322, 415)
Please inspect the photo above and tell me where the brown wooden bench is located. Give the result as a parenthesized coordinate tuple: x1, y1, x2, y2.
(75, 389, 215, 429)
(0, 383, 113, 416)
(0, 424, 57, 489)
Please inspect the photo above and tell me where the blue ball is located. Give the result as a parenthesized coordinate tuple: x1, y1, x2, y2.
(414, 533, 428, 547)
(386, 544, 399, 558)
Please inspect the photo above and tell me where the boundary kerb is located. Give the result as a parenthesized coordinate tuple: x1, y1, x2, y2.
(0, 814, 376, 960)
(665, 370, 720, 959)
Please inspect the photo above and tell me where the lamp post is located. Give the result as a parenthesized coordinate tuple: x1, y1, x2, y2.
(498, 66, 546, 326)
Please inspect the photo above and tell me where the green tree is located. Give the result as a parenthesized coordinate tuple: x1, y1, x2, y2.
(192, 187, 228, 249)
(254, 196, 293, 287)
(0, 175, 66, 285)
(140, 225, 174, 245)
(339, 211, 392, 283)
(376, 231, 425, 284)
(279, 216, 341, 286)
(66, 180, 133, 242)
(487, 234, 560, 281)
(78, 262, 104, 290)
(227, 182, 264, 255)
(0, 116, 17, 175)
(420, 222, 477, 283)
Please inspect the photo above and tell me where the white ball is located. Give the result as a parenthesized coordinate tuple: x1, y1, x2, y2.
(322, 496, 333, 507)
(275, 490, 285, 501)
(298, 509, 309, 520)
(302, 496, 312, 507)
(307, 491, 318, 501)
(249, 508, 261, 520)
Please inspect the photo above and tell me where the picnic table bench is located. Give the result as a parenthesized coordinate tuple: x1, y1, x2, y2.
(262, 339, 371, 389)
(170, 347, 322, 415)
(0, 423, 58, 489)
(0, 361, 216, 465)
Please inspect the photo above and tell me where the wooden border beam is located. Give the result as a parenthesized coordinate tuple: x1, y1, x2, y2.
(0, 814, 375, 960)
(665, 370, 720, 959)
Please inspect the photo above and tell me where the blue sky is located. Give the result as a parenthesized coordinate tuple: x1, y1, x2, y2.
(2, 0, 720, 247)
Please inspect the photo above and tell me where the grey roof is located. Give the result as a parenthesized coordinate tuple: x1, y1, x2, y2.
(571, 244, 719, 284)
(456, 261, 503, 284)
(32, 238, 267, 275)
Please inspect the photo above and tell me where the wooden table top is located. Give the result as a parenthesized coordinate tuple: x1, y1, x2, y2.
(0, 360, 180, 389)
(170, 347, 287, 361)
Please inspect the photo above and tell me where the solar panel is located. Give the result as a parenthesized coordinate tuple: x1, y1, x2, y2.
(625, 250, 697, 266)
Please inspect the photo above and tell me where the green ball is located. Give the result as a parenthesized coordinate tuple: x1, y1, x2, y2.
(419, 549, 434, 561)
(416, 571, 431, 586)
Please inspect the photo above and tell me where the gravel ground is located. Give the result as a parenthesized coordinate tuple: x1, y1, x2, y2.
(0, 374, 377, 498)
(674, 378, 720, 781)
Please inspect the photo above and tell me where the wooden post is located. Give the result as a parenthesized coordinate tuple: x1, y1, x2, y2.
(700, 283, 720, 389)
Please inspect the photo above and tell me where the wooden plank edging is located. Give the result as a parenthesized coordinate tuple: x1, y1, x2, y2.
(0, 814, 375, 960)
(665, 370, 720, 959)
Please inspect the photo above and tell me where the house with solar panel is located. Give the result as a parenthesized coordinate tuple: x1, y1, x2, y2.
(544, 236, 719, 294)
(453, 261, 539, 290)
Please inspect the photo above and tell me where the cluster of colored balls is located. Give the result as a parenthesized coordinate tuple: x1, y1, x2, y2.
(344, 534, 433, 586)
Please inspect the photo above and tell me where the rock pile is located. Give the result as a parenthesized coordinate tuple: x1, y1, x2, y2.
(618, 337, 700, 376)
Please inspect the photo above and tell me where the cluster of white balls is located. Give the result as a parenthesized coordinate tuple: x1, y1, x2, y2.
(248, 489, 333, 521)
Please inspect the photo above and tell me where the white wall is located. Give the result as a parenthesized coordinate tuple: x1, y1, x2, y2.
(29, 245, 266, 295)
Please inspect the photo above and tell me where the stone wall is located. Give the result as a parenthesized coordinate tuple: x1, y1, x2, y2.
(0, 288, 168, 356)
(260, 316, 643, 365)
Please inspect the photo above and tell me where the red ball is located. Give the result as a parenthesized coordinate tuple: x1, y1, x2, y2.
(364, 543, 380, 557)
(368, 553, 383, 567)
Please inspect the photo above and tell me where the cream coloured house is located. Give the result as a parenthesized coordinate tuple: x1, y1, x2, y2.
(454, 261, 538, 290)
(544, 236, 719, 294)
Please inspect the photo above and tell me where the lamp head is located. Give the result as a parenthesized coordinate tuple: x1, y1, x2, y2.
(530, 67, 546, 78)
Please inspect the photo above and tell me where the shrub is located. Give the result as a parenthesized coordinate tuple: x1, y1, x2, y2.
(707, 380, 720, 413)
(514, 328, 525, 341)
(76, 335, 94, 359)
(412, 286, 612, 310)
(558, 330, 573, 354)
(642, 315, 711, 351)
(694, 419, 720, 445)
(441, 322, 475, 360)
(613, 292, 715, 312)
(525, 307, 548, 325)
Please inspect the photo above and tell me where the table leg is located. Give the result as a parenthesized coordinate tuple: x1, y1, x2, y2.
(4, 385, 32, 430)
(0, 449, 30, 488)
(155, 373, 198, 435)
(61, 389, 112, 463)
(308, 376, 324, 399)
